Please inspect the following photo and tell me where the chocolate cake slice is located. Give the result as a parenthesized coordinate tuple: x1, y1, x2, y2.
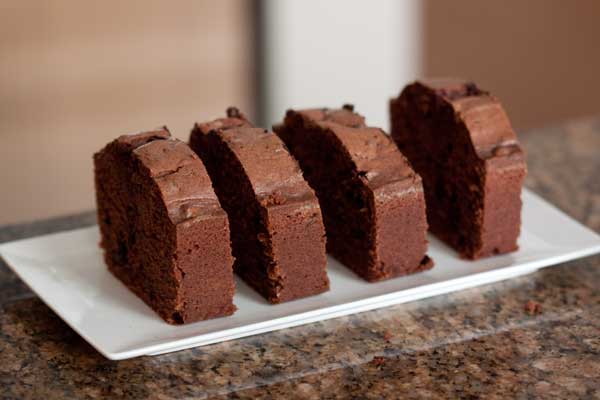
(275, 105, 433, 282)
(94, 128, 235, 324)
(390, 79, 527, 259)
(189, 108, 329, 303)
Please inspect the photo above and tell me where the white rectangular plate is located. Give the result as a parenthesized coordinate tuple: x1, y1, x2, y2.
(1, 189, 599, 360)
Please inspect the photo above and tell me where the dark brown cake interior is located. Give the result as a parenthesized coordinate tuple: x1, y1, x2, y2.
(276, 107, 432, 281)
(192, 129, 284, 300)
(94, 130, 235, 323)
(390, 80, 525, 258)
(190, 109, 329, 302)
(95, 132, 180, 320)
(277, 111, 376, 276)
(398, 87, 483, 255)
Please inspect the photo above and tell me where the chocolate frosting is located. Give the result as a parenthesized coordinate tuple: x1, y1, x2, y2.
(194, 117, 318, 207)
(292, 108, 420, 193)
(116, 128, 225, 225)
(413, 79, 526, 164)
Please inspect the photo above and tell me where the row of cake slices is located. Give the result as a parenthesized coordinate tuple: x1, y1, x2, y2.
(94, 79, 526, 324)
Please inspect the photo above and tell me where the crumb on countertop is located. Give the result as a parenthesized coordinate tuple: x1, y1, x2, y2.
(524, 300, 543, 315)
(371, 356, 386, 368)
(383, 331, 393, 343)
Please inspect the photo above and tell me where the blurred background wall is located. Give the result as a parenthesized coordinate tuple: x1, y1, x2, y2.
(422, 0, 600, 131)
(0, 0, 253, 225)
(1, 0, 599, 225)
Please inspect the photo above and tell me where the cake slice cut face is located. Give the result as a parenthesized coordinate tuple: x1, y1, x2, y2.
(390, 79, 527, 259)
(189, 108, 329, 303)
(94, 128, 236, 324)
(275, 105, 433, 282)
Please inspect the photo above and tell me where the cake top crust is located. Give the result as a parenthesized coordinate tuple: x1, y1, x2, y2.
(116, 127, 170, 149)
(416, 78, 489, 100)
(406, 79, 525, 162)
(285, 107, 420, 192)
(193, 109, 319, 207)
(194, 107, 254, 135)
(112, 128, 225, 225)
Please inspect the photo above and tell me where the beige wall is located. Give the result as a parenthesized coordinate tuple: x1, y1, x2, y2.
(423, 0, 600, 130)
(0, 1, 253, 225)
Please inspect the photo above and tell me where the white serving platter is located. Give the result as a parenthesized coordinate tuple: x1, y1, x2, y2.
(1, 189, 599, 360)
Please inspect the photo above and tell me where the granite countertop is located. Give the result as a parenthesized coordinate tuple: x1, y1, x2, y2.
(1, 118, 599, 399)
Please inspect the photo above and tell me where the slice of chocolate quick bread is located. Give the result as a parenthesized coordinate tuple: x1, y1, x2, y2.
(275, 105, 433, 282)
(94, 128, 236, 324)
(189, 108, 329, 303)
(390, 79, 527, 259)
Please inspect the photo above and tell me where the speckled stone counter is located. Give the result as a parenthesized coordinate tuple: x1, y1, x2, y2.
(1, 119, 599, 399)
